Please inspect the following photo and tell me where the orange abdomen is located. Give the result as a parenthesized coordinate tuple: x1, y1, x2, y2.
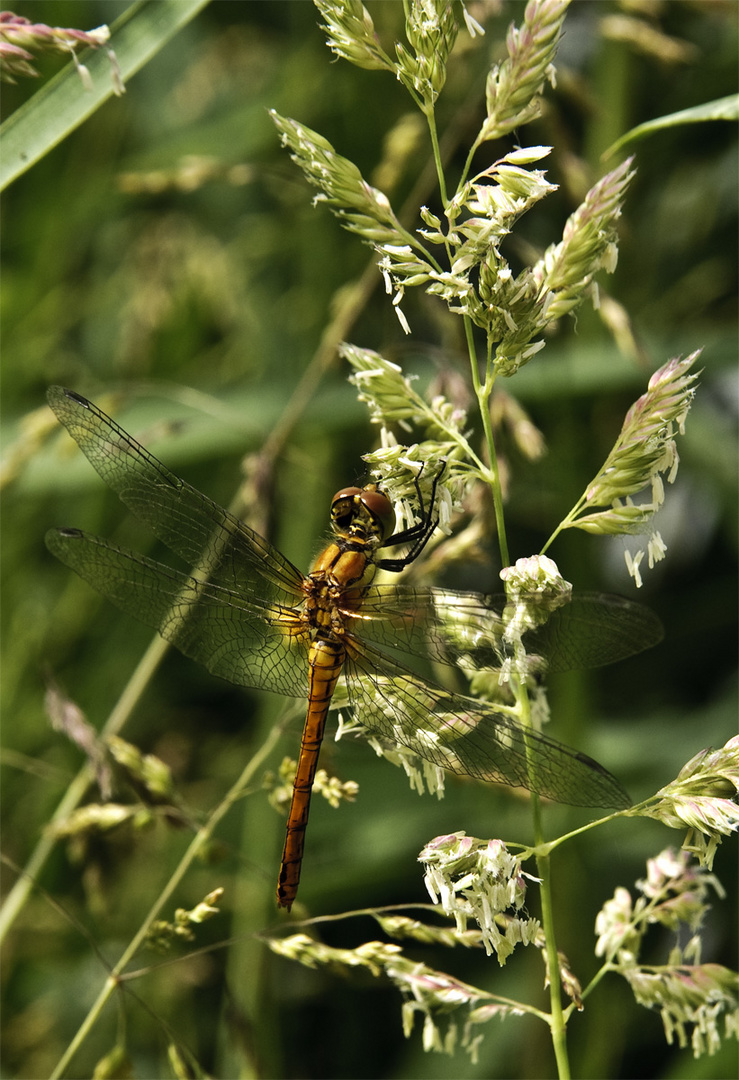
(276, 637, 346, 909)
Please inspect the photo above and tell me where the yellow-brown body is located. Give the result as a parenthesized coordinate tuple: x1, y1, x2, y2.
(277, 524, 382, 910)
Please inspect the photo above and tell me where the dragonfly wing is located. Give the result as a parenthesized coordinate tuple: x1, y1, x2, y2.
(345, 586, 662, 675)
(343, 637, 630, 809)
(47, 387, 305, 607)
(343, 586, 505, 672)
(46, 528, 310, 697)
(523, 592, 664, 670)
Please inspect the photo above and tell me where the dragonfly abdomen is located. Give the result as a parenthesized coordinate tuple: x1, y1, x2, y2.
(277, 637, 346, 910)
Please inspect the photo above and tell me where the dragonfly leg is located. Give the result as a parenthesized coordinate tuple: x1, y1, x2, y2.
(376, 462, 447, 571)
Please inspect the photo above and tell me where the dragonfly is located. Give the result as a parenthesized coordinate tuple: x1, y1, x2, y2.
(45, 386, 663, 910)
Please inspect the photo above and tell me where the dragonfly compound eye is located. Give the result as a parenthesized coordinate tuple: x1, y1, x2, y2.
(330, 488, 364, 533)
(330, 485, 396, 540)
(356, 486, 395, 541)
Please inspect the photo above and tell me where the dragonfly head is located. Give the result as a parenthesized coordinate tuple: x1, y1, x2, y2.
(330, 484, 395, 543)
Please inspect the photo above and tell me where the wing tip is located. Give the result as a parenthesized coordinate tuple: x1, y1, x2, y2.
(572, 749, 631, 809)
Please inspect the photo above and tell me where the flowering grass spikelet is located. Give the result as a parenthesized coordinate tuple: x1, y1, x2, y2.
(341, 344, 471, 481)
(107, 734, 176, 803)
(269, 111, 414, 249)
(531, 157, 635, 321)
(265, 754, 359, 812)
(147, 889, 225, 951)
(548, 350, 701, 581)
(266, 932, 403, 977)
(473, 0, 569, 147)
(51, 802, 153, 839)
(0, 11, 121, 92)
(315, 0, 472, 108)
(624, 964, 739, 1058)
(420, 832, 540, 962)
(314, 0, 394, 72)
(498, 555, 572, 680)
(394, 0, 459, 107)
(594, 848, 737, 1058)
(594, 885, 640, 963)
(635, 737, 739, 868)
(375, 914, 484, 949)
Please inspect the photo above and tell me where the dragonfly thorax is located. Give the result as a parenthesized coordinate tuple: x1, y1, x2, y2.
(330, 484, 395, 544)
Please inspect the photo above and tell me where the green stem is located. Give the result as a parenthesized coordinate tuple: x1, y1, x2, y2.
(50, 719, 283, 1080)
(533, 806, 627, 858)
(425, 106, 448, 208)
(516, 660, 569, 1076)
(533, 795, 570, 1079)
(459, 133, 482, 191)
(575, 960, 616, 1009)
(466, 319, 510, 567)
(540, 499, 582, 555)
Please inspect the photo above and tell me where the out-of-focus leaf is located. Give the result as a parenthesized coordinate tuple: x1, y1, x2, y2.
(0, 0, 210, 191)
(604, 93, 739, 158)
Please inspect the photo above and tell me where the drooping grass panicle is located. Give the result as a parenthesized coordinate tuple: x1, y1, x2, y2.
(595, 848, 738, 1060)
(546, 350, 701, 583)
(265, 927, 526, 1063)
(420, 832, 541, 964)
(623, 963, 739, 1059)
(265, 932, 404, 978)
(0, 11, 122, 93)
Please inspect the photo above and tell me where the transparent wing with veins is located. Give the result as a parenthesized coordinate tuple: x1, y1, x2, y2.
(340, 585, 664, 676)
(343, 638, 630, 808)
(46, 386, 306, 607)
(46, 386, 312, 696)
(45, 528, 313, 698)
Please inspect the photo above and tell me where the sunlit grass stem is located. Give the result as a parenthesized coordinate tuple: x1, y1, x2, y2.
(0, 635, 169, 946)
(50, 720, 283, 1080)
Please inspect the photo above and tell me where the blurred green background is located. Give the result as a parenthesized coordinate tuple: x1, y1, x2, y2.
(1, 1, 737, 1078)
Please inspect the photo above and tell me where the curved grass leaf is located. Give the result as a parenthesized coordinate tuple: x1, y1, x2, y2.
(0, 0, 210, 192)
(604, 93, 739, 159)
